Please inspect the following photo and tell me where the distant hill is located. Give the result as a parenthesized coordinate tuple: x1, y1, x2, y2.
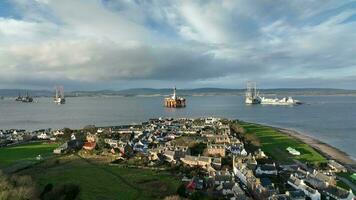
(0, 89, 53, 97)
(1, 88, 356, 97)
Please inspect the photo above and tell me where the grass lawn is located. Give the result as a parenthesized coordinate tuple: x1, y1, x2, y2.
(336, 172, 356, 194)
(19, 155, 180, 200)
(338, 172, 356, 183)
(0, 142, 58, 168)
(238, 122, 326, 165)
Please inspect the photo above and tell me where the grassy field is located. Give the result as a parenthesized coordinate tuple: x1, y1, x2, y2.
(238, 122, 326, 165)
(18, 155, 180, 200)
(0, 142, 58, 168)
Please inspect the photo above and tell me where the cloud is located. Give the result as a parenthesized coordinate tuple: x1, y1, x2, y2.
(0, 0, 355, 89)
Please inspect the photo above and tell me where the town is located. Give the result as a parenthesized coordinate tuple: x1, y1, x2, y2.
(0, 118, 355, 200)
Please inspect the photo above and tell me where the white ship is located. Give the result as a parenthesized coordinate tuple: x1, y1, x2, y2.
(245, 82, 261, 104)
(260, 96, 302, 105)
(245, 82, 302, 105)
(54, 86, 66, 104)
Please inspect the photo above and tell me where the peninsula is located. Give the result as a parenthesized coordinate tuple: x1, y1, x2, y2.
(0, 118, 355, 200)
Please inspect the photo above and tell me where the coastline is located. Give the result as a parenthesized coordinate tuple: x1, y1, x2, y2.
(275, 127, 356, 171)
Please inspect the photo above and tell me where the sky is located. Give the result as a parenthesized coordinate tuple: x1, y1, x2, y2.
(0, 0, 356, 90)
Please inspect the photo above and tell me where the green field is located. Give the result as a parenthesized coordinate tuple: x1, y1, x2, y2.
(19, 156, 180, 200)
(0, 142, 58, 168)
(1, 142, 180, 199)
(238, 122, 326, 165)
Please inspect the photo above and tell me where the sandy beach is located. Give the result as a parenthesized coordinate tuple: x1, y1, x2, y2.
(277, 127, 356, 172)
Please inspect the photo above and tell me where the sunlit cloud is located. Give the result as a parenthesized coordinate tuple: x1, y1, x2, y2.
(0, 0, 355, 89)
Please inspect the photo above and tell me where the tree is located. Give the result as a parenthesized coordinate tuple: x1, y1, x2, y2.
(41, 183, 80, 200)
(0, 171, 38, 200)
(190, 143, 206, 156)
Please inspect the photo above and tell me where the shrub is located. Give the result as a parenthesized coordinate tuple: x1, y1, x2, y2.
(0, 170, 38, 200)
(41, 183, 80, 200)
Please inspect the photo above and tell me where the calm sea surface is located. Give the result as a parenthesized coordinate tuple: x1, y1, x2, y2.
(0, 95, 355, 159)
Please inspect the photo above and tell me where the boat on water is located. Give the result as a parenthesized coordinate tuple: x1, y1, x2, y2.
(54, 86, 66, 104)
(245, 82, 261, 104)
(15, 92, 33, 103)
(245, 82, 302, 105)
(15, 94, 23, 101)
(260, 96, 302, 105)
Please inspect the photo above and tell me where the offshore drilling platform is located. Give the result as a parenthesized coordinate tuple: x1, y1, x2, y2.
(164, 87, 186, 108)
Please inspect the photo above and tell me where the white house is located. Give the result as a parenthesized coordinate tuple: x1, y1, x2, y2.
(287, 175, 321, 200)
(37, 133, 49, 139)
(255, 163, 278, 176)
(53, 130, 64, 136)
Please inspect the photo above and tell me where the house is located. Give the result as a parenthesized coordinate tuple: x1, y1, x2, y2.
(268, 194, 289, 200)
(255, 149, 267, 159)
(122, 143, 134, 157)
(53, 130, 64, 136)
(216, 182, 244, 198)
(324, 186, 355, 200)
(37, 133, 49, 140)
(233, 161, 254, 186)
(180, 155, 212, 168)
(212, 157, 222, 169)
(246, 154, 257, 169)
(53, 143, 68, 154)
(86, 133, 96, 142)
(207, 144, 226, 157)
(148, 151, 159, 161)
(71, 133, 76, 140)
(67, 140, 84, 150)
(163, 150, 175, 163)
(133, 140, 146, 152)
(174, 146, 190, 159)
(219, 125, 231, 135)
(328, 160, 347, 173)
(214, 172, 233, 186)
(287, 175, 321, 200)
(104, 139, 119, 148)
(285, 190, 305, 200)
(305, 170, 336, 189)
(255, 163, 278, 176)
(231, 183, 247, 200)
(205, 117, 219, 125)
(249, 177, 270, 200)
(83, 141, 96, 150)
(212, 134, 230, 144)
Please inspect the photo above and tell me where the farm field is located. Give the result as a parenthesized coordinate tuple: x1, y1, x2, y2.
(238, 122, 326, 165)
(0, 142, 58, 168)
(18, 155, 181, 200)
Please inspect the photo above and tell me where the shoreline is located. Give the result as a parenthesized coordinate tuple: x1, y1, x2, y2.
(275, 127, 356, 172)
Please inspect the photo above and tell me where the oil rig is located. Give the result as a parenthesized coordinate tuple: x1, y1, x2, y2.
(164, 87, 186, 108)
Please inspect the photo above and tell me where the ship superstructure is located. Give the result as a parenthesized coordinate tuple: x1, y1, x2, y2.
(245, 82, 261, 104)
(15, 92, 33, 103)
(54, 86, 66, 104)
